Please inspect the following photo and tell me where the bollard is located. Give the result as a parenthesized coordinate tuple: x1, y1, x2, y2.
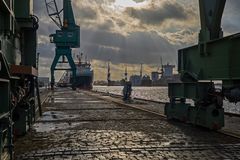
(123, 81, 132, 102)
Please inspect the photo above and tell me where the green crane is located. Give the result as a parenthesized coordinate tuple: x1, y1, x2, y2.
(45, 0, 80, 90)
(165, 0, 240, 130)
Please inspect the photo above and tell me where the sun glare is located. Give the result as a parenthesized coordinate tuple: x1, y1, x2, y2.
(114, 0, 148, 8)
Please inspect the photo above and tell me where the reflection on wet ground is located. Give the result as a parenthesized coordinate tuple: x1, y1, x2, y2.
(93, 86, 240, 114)
(14, 89, 240, 160)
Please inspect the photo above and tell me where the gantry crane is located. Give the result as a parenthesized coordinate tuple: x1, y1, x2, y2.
(165, 0, 240, 130)
(45, 0, 80, 90)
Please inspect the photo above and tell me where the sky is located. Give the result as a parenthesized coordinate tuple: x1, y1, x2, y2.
(34, 0, 240, 81)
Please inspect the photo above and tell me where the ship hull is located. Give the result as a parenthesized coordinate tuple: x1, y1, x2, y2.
(70, 69, 93, 90)
(69, 60, 94, 90)
(74, 75, 93, 90)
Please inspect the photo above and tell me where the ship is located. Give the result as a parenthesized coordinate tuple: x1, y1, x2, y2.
(70, 54, 94, 89)
(58, 54, 94, 89)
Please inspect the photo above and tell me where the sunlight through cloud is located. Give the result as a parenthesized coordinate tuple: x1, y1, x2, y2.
(113, 0, 148, 10)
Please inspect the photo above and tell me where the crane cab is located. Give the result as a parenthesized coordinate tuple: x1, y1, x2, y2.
(49, 26, 80, 48)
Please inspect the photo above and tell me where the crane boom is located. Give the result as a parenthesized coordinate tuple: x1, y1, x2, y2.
(45, 0, 63, 29)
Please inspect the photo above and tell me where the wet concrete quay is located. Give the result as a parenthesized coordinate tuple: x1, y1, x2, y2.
(15, 89, 240, 160)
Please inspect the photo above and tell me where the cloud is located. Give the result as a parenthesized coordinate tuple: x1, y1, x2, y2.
(132, 0, 146, 3)
(163, 29, 198, 46)
(222, 0, 240, 35)
(33, 0, 240, 79)
(80, 29, 177, 64)
(125, 1, 191, 25)
(74, 6, 98, 21)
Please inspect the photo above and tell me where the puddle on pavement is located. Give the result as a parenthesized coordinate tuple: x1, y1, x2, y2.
(33, 122, 87, 132)
(40, 111, 78, 121)
(81, 100, 104, 103)
(50, 100, 79, 103)
(50, 99, 104, 103)
(54, 97, 93, 100)
(34, 111, 86, 132)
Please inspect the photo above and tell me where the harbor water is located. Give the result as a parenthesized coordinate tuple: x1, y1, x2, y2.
(93, 86, 240, 114)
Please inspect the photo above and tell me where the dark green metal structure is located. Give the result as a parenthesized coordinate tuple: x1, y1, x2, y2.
(0, 0, 39, 159)
(165, 0, 240, 130)
(45, 0, 80, 90)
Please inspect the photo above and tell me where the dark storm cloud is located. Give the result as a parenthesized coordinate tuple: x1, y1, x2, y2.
(115, 19, 126, 27)
(82, 28, 125, 49)
(37, 42, 54, 56)
(126, 1, 188, 25)
(33, 0, 180, 65)
(33, 0, 63, 17)
(33, 0, 47, 17)
(97, 19, 115, 30)
(38, 21, 56, 37)
(33, 0, 61, 34)
(80, 28, 177, 64)
(76, 6, 97, 20)
(34, 0, 240, 68)
(42, 26, 172, 65)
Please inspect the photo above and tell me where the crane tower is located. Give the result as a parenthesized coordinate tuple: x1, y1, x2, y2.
(45, 0, 80, 90)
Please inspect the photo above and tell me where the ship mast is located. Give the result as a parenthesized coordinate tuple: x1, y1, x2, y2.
(107, 60, 111, 86)
(125, 66, 128, 81)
